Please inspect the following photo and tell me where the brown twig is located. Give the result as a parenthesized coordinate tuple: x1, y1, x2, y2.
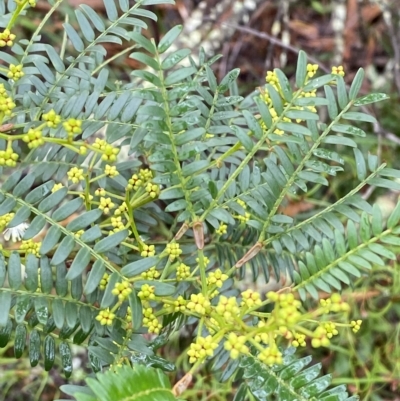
(219, 22, 331, 73)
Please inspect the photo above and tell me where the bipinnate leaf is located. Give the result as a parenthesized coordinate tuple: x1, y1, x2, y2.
(61, 365, 177, 401)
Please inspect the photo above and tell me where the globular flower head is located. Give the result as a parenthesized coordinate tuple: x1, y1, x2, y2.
(114, 201, 127, 216)
(306, 63, 319, 78)
(99, 197, 115, 215)
(257, 342, 283, 365)
(224, 332, 249, 359)
(215, 295, 240, 323)
(187, 335, 218, 364)
(141, 244, 156, 257)
(0, 212, 15, 232)
(176, 263, 190, 280)
(186, 293, 211, 316)
(22, 128, 44, 149)
(63, 118, 82, 140)
(351, 319, 362, 333)
(332, 65, 345, 76)
(141, 266, 160, 280)
(0, 84, 16, 116)
(42, 109, 61, 128)
(0, 29, 16, 47)
(216, 223, 227, 236)
(0, 148, 19, 167)
(104, 164, 119, 177)
(111, 216, 125, 231)
(139, 168, 153, 182)
(207, 268, 228, 288)
(241, 289, 262, 309)
(311, 326, 331, 348)
(145, 182, 160, 199)
(96, 309, 115, 326)
(138, 284, 156, 301)
(51, 183, 64, 193)
(99, 273, 109, 290)
(166, 242, 182, 260)
(142, 307, 162, 333)
(67, 167, 85, 184)
(292, 332, 306, 347)
(111, 280, 132, 302)
(20, 239, 41, 257)
(7, 64, 24, 81)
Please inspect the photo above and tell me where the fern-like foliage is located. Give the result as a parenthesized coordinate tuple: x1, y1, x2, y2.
(59, 364, 179, 401)
(239, 349, 359, 401)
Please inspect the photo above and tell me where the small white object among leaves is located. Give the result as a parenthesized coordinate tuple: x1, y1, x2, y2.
(3, 222, 30, 242)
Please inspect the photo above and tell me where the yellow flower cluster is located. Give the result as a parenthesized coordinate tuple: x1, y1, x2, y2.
(215, 296, 240, 323)
(234, 199, 250, 223)
(99, 273, 109, 290)
(267, 291, 302, 326)
(67, 167, 84, 183)
(0, 84, 16, 116)
(126, 169, 154, 191)
(141, 267, 160, 280)
(176, 263, 190, 280)
(126, 174, 143, 191)
(99, 197, 115, 214)
(20, 239, 41, 257)
(142, 307, 162, 334)
(186, 293, 211, 315)
(332, 65, 345, 76)
(138, 284, 156, 301)
(141, 244, 155, 257)
(187, 335, 218, 363)
(306, 64, 319, 78)
(260, 64, 320, 136)
(114, 201, 127, 216)
(0, 148, 19, 167)
(51, 183, 64, 192)
(22, 128, 44, 149)
(292, 332, 306, 347)
(196, 256, 210, 266)
(111, 281, 132, 302)
(92, 138, 119, 162)
(42, 109, 61, 128)
(96, 309, 115, 326)
(351, 319, 362, 333)
(104, 164, 118, 177)
(110, 216, 124, 232)
(125, 306, 132, 323)
(224, 333, 249, 359)
(241, 289, 262, 308)
(139, 168, 153, 181)
(207, 269, 228, 288)
(73, 229, 84, 238)
(181, 288, 363, 367)
(320, 293, 350, 313)
(95, 188, 106, 197)
(145, 182, 160, 199)
(63, 118, 82, 141)
(216, 223, 227, 235)
(258, 343, 283, 365)
(166, 242, 182, 260)
(0, 212, 15, 231)
(7, 64, 24, 81)
(172, 295, 186, 312)
(0, 29, 16, 47)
